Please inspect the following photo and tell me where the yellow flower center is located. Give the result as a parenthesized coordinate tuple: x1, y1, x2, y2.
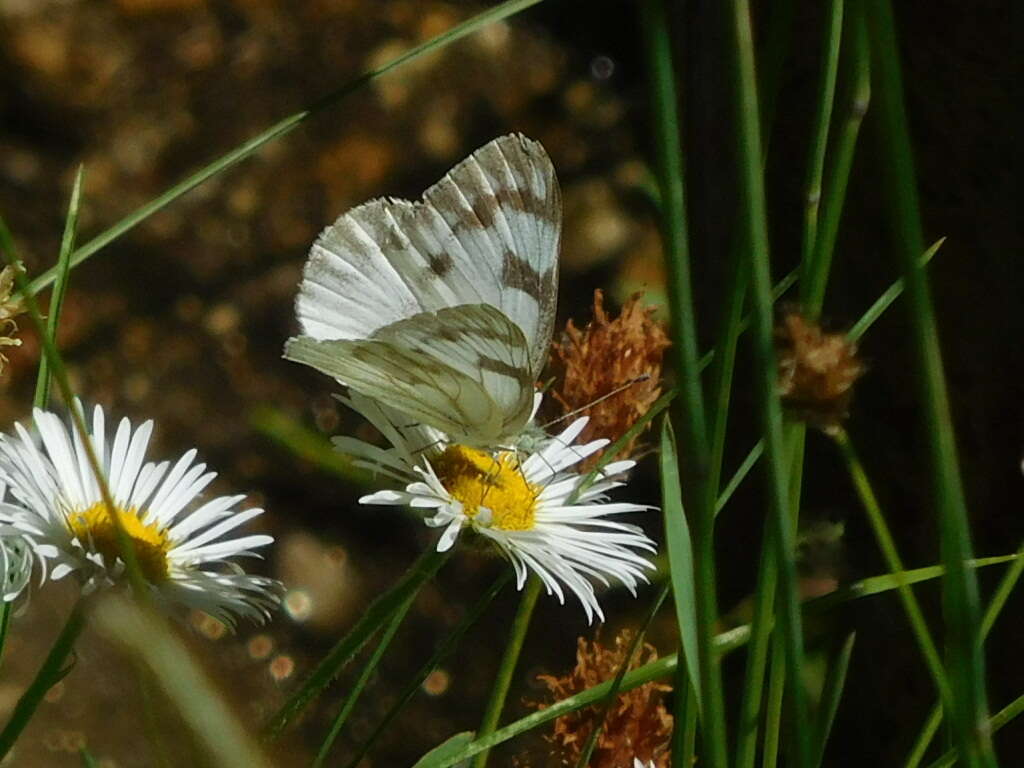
(431, 445, 539, 531)
(67, 502, 171, 582)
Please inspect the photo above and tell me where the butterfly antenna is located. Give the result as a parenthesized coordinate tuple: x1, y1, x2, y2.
(539, 374, 652, 429)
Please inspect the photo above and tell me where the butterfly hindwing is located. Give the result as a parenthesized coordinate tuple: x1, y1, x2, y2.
(284, 331, 506, 445)
(372, 304, 536, 439)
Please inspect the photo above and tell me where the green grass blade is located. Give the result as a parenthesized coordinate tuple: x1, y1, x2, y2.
(0, 606, 85, 759)
(715, 439, 764, 516)
(846, 237, 944, 342)
(799, 0, 845, 303)
(805, 554, 1018, 613)
(470, 575, 541, 768)
(833, 429, 952, 706)
(345, 573, 511, 768)
(923, 692, 1024, 768)
(25, 0, 545, 298)
(575, 583, 670, 768)
(0, 216, 148, 599)
(34, 165, 84, 410)
(727, 0, 812, 764)
(640, 1, 729, 762)
(905, 538, 1024, 768)
(812, 632, 856, 767)
(413, 733, 477, 768)
(79, 748, 99, 768)
(868, 3, 993, 763)
(659, 420, 702, 711)
(802, 2, 870, 316)
(250, 406, 371, 485)
(265, 548, 449, 739)
(413, 553, 1012, 767)
(313, 595, 414, 766)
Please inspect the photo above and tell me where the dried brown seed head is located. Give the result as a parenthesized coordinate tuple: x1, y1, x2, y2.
(775, 309, 865, 431)
(533, 630, 672, 767)
(550, 290, 670, 468)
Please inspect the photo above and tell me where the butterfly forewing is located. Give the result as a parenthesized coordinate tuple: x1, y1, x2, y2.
(295, 134, 559, 373)
(289, 134, 561, 446)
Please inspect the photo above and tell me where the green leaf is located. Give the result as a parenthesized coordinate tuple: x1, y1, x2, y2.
(659, 420, 702, 711)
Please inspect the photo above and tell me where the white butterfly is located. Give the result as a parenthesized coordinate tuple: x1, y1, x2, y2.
(285, 133, 561, 447)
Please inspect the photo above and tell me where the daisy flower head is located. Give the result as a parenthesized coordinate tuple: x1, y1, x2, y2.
(0, 404, 282, 627)
(342, 393, 657, 623)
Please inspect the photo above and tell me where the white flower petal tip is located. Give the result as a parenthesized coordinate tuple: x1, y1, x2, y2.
(0, 405, 282, 628)
(352, 401, 658, 620)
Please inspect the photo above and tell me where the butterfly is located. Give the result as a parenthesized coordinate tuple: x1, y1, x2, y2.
(284, 134, 561, 447)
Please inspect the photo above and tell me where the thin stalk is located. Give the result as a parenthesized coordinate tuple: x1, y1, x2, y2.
(0, 605, 85, 758)
(905, 539, 1024, 768)
(727, 1, 812, 767)
(799, 0, 845, 299)
(803, 4, 871, 315)
(313, 597, 413, 767)
(640, 1, 728, 763)
(868, 2, 993, 763)
(0, 218, 147, 600)
(345, 572, 511, 768)
(832, 430, 952, 706)
(470, 576, 541, 768)
(26, 0, 545, 297)
(0, 606, 10, 671)
(575, 584, 670, 767)
(34, 166, 83, 409)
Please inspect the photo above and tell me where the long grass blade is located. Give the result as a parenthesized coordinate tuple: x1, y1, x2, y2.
(660, 420, 702, 711)
(25, 0, 546, 298)
(727, 0, 812, 764)
(923, 692, 1024, 768)
(34, 165, 84, 410)
(0, 216, 147, 599)
(802, 2, 869, 316)
(799, 0, 845, 306)
(0, 606, 84, 759)
(313, 594, 413, 767)
(867, 3, 993, 763)
(345, 572, 511, 768)
(413, 553, 1014, 767)
(640, 1, 728, 763)
(812, 632, 856, 767)
(265, 548, 449, 739)
(904, 538, 1024, 768)
(470, 575, 541, 768)
(575, 583, 670, 767)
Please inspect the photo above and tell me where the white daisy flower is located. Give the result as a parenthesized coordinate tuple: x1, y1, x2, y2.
(339, 393, 657, 623)
(0, 524, 33, 603)
(0, 404, 281, 627)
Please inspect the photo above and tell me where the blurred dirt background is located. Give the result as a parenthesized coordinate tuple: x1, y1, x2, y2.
(0, 0, 1020, 765)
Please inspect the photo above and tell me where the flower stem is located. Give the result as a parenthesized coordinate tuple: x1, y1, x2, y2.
(470, 575, 541, 768)
(0, 605, 85, 759)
